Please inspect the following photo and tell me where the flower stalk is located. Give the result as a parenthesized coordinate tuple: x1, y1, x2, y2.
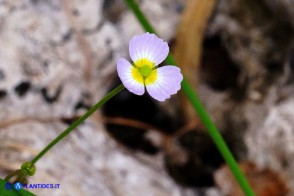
(30, 84, 125, 165)
(5, 85, 125, 182)
(124, 0, 255, 195)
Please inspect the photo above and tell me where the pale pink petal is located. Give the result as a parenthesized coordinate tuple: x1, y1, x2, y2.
(146, 66, 183, 101)
(129, 32, 169, 66)
(117, 58, 145, 95)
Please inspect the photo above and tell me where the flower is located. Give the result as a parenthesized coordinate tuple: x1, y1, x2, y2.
(117, 33, 183, 101)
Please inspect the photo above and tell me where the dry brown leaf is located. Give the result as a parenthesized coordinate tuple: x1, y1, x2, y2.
(173, 0, 217, 122)
(214, 162, 289, 196)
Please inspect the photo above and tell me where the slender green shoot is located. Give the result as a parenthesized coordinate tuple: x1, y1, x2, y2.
(30, 84, 125, 164)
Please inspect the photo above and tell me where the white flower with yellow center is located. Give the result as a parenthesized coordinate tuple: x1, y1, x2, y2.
(117, 33, 183, 101)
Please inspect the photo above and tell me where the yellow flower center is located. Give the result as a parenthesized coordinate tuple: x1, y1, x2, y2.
(132, 58, 157, 85)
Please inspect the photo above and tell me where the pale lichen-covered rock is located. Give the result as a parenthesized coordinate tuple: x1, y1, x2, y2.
(0, 0, 195, 195)
(247, 96, 294, 194)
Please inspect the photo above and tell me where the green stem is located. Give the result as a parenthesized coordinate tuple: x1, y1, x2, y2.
(4, 169, 21, 182)
(124, 0, 255, 195)
(181, 79, 254, 194)
(124, 0, 155, 33)
(30, 84, 125, 164)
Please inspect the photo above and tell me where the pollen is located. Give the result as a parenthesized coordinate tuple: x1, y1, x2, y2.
(132, 67, 144, 84)
(145, 69, 157, 85)
(135, 58, 155, 68)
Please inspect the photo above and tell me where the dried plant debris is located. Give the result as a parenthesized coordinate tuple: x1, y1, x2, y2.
(173, 0, 217, 122)
(173, 0, 217, 88)
(215, 162, 288, 196)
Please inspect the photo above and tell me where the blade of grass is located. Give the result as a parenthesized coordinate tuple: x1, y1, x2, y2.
(124, 0, 255, 195)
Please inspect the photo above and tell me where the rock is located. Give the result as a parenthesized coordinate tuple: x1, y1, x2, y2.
(0, 0, 194, 195)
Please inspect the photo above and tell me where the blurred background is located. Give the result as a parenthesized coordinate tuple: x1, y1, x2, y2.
(0, 0, 293, 195)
